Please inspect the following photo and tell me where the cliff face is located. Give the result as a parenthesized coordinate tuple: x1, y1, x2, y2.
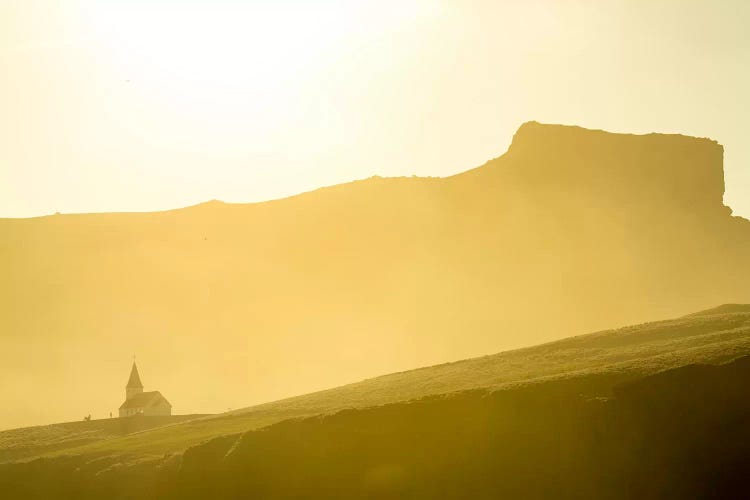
(1, 122, 748, 430)
(503, 122, 728, 216)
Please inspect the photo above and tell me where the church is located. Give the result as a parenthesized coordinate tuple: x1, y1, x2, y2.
(119, 362, 172, 417)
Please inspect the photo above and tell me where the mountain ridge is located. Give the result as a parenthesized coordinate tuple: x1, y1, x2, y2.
(1, 122, 748, 430)
(3, 122, 740, 221)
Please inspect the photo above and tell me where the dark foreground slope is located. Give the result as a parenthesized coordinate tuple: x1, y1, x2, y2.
(171, 356, 750, 500)
(2, 122, 749, 429)
(5, 356, 750, 499)
(1, 307, 750, 498)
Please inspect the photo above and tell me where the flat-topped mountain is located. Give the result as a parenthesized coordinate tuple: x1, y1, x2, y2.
(504, 122, 727, 213)
(1, 122, 748, 429)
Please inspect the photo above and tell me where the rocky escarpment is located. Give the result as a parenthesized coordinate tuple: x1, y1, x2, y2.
(501, 122, 728, 216)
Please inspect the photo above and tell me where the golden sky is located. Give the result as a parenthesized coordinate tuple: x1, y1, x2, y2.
(1, 0, 748, 218)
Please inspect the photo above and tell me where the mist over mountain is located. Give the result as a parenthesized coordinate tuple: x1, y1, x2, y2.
(2, 122, 748, 429)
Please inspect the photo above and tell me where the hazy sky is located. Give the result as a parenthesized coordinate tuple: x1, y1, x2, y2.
(1, 0, 748, 218)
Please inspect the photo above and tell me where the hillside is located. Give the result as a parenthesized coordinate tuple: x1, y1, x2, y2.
(0, 415, 207, 464)
(2, 306, 748, 464)
(685, 303, 750, 317)
(163, 355, 750, 499)
(2, 306, 750, 498)
(2, 122, 750, 429)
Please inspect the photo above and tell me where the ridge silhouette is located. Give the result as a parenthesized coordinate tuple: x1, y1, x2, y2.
(1, 122, 748, 430)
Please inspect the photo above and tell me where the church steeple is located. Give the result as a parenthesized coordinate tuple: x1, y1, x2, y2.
(125, 362, 144, 400)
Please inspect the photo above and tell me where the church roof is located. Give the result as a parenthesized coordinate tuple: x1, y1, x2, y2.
(126, 362, 143, 389)
(119, 391, 171, 410)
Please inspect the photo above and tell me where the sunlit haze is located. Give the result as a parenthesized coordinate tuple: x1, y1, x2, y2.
(1, 0, 748, 218)
(3, 3, 750, 496)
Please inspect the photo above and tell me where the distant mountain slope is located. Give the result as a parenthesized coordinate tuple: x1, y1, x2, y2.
(3, 305, 748, 463)
(2, 122, 749, 429)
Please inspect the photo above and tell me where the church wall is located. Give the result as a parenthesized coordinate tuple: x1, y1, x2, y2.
(119, 408, 139, 418)
(144, 401, 172, 417)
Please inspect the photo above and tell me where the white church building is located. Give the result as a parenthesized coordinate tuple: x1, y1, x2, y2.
(118, 362, 172, 417)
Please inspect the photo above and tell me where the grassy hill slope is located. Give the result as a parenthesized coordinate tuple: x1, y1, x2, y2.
(165, 355, 750, 499)
(0, 415, 207, 464)
(3, 306, 748, 464)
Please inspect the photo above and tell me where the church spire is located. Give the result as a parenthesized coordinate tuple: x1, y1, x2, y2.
(126, 361, 144, 389)
(125, 361, 144, 401)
